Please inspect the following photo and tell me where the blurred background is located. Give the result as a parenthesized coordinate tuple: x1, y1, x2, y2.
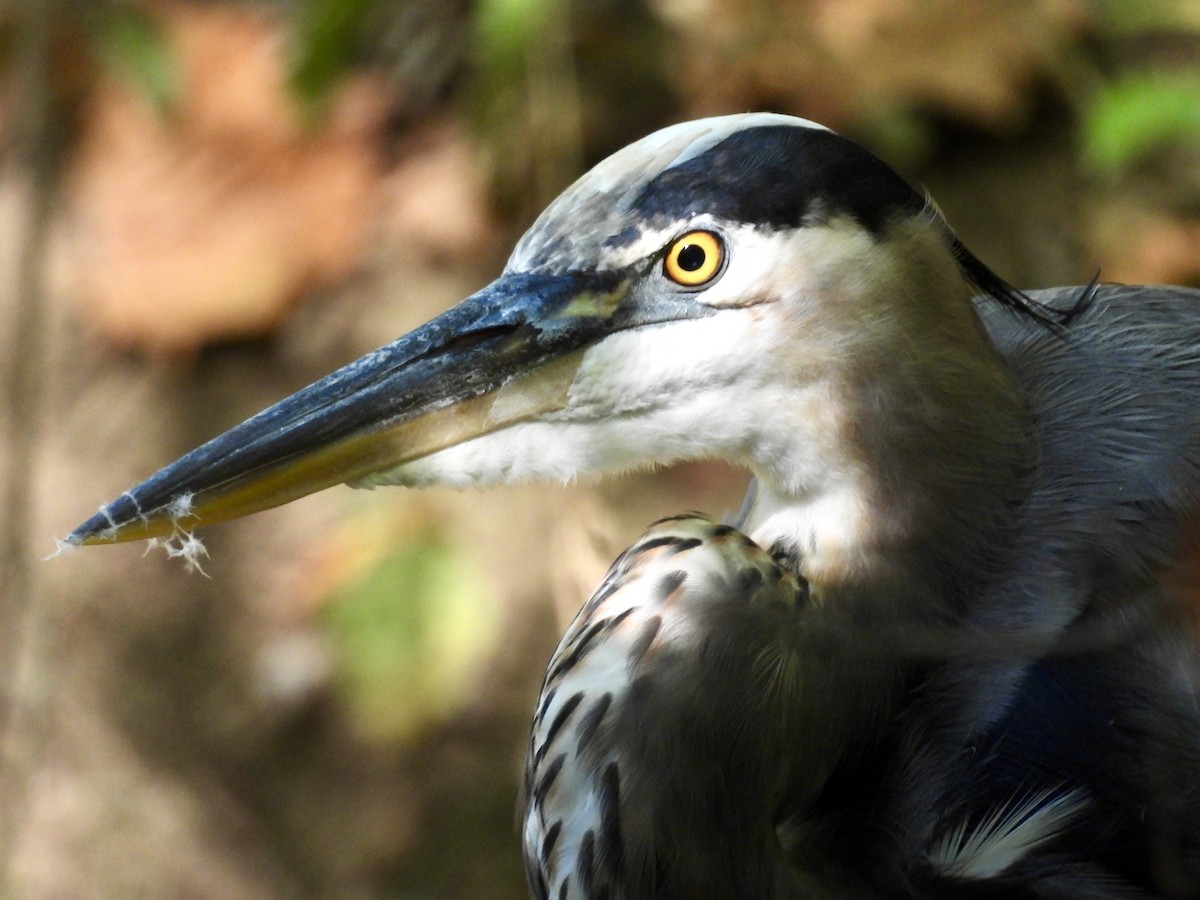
(1, 0, 1198, 896)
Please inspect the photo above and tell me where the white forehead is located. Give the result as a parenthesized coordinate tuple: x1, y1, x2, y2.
(584, 113, 830, 193)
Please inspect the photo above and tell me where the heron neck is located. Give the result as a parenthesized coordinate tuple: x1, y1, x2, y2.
(743, 306, 1033, 618)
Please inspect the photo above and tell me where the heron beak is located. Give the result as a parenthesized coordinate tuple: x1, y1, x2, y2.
(68, 270, 710, 546)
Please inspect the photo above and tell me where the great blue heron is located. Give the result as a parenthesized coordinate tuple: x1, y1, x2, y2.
(69, 114, 1200, 898)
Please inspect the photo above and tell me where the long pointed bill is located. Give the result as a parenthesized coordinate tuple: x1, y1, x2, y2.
(68, 270, 712, 546)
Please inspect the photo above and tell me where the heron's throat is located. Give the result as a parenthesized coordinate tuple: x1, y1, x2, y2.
(743, 309, 1033, 609)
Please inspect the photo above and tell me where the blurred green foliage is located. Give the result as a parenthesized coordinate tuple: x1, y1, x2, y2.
(474, 0, 556, 76)
(92, 4, 180, 113)
(1093, 0, 1200, 34)
(1083, 72, 1200, 176)
(288, 0, 380, 111)
(1083, 0, 1200, 177)
(320, 529, 503, 742)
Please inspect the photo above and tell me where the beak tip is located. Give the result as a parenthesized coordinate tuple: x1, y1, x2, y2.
(67, 493, 165, 546)
(66, 513, 115, 546)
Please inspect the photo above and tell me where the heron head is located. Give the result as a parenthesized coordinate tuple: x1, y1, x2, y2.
(69, 113, 1027, 547)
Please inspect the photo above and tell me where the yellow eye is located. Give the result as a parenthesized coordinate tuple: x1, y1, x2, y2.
(663, 231, 724, 287)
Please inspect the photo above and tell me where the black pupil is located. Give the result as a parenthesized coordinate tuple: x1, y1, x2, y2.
(677, 243, 707, 272)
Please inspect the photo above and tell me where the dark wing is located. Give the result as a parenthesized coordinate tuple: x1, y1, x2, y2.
(978, 283, 1200, 616)
(883, 285, 1200, 897)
